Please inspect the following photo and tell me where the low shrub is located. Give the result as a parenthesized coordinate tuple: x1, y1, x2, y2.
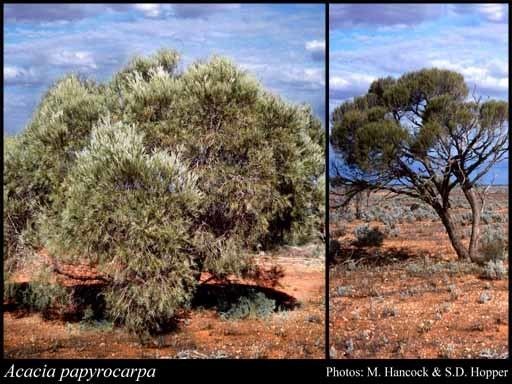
(335, 286, 352, 297)
(381, 306, 398, 317)
(478, 291, 491, 304)
(480, 213, 493, 225)
(4, 266, 71, 317)
(220, 290, 276, 320)
(478, 226, 507, 262)
(481, 260, 507, 280)
(354, 225, 384, 247)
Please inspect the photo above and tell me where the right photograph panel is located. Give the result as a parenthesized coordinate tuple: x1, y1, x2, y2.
(328, 4, 509, 358)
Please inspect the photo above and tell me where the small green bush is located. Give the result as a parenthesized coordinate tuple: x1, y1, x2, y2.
(354, 225, 384, 247)
(481, 260, 507, 280)
(4, 266, 71, 316)
(478, 226, 507, 262)
(220, 290, 276, 320)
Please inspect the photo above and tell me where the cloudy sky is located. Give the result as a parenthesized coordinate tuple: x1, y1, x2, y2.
(4, 4, 325, 135)
(330, 3, 509, 184)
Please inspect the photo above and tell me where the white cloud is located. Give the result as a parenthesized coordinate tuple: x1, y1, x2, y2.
(133, 4, 162, 18)
(238, 62, 267, 73)
(4, 4, 326, 135)
(329, 73, 376, 91)
(280, 67, 324, 90)
(450, 4, 508, 24)
(48, 50, 97, 69)
(487, 59, 509, 78)
(305, 40, 325, 61)
(330, 4, 444, 29)
(305, 40, 325, 52)
(329, 73, 377, 109)
(330, 77, 349, 90)
(430, 59, 508, 94)
(304, 68, 324, 84)
(478, 76, 508, 92)
(477, 4, 507, 23)
(4, 66, 21, 80)
(4, 65, 40, 85)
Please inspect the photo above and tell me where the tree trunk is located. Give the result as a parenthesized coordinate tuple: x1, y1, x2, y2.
(355, 193, 362, 219)
(462, 187, 481, 262)
(435, 207, 469, 260)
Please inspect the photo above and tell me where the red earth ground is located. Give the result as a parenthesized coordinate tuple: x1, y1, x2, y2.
(4, 244, 324, 359)
(329, 187, 508, 359)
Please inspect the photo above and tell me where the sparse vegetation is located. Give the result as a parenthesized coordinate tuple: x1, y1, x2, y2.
(381, 306, 398, 318)
(5, 245, 325, 359)
(4, 266, 71, 317)
(478, 291, 491, 304)
(330, 186, 508, 358)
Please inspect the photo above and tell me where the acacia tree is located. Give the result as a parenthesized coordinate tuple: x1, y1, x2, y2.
(330, 68, 508, 262)
(4, 49, 324, 335)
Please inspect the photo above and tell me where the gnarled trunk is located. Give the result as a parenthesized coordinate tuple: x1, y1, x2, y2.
(435, 206, 469, 260)
(462, 187, 481, 262)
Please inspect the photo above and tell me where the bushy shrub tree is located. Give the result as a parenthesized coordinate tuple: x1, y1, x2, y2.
(107, 52, 324, 275)
(4, 49, 324, 335)
(43, 119, 202, 335)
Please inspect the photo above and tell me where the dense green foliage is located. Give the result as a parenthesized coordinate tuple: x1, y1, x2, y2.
(4, 76, 107, 270)
(4, 49, 324, 335)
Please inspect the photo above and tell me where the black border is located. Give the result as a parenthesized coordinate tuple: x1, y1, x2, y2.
(324, 1, 330, 360)
(1, 1, 511, 382)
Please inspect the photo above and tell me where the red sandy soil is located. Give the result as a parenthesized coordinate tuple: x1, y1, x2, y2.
(330, 265, 508, 358)
(329, 187, 508, 359)
(4, 245, 325, 359)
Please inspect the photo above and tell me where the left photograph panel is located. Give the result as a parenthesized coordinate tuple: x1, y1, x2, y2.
(3, 4, 326, 359)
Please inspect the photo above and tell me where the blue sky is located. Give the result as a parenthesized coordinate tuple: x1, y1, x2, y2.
(330, 4, 509, 184)
(4, 4, 325, 135)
